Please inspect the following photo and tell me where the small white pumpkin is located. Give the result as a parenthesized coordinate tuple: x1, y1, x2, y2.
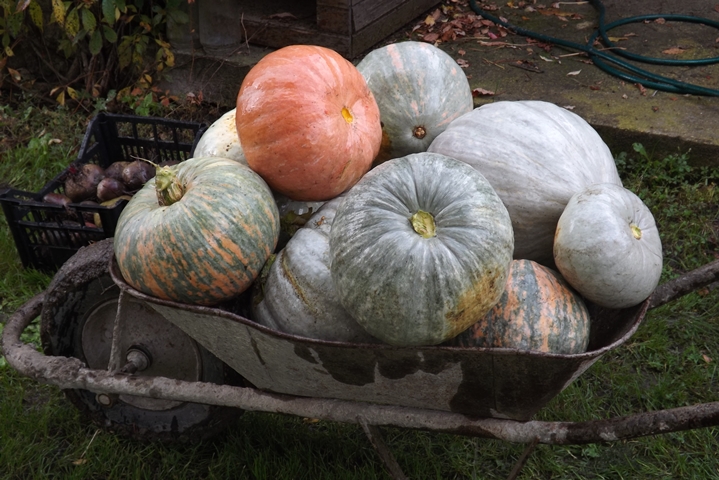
(553, 182, 663, 309)
(252, 196, 377, 343)
(193, 108, 247, 165)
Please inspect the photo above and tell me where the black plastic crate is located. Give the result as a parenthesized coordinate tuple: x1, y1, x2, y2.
(0, 112, 207, 272)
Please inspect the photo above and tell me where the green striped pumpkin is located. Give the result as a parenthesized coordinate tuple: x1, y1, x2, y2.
(113, 156, 280, 305)
(448, 259, 590, 354)
(356, 41, 473, 165)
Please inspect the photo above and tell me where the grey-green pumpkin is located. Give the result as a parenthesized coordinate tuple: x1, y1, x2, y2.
(357, 41, 473, 165)
(329, 152, 514, 346)
(252, 195, 377, 343)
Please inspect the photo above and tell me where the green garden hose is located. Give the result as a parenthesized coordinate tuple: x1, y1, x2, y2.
(468, 0, 719, 96)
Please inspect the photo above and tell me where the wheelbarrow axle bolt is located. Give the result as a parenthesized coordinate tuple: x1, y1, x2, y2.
(120, 345, 152, 374)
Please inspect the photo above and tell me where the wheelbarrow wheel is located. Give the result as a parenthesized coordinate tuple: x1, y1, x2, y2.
(40, 238, 244, 442)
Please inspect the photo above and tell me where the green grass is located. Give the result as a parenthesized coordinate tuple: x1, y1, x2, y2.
(1, 99, 718, 479)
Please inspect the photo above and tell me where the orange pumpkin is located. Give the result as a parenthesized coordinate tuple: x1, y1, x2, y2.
(235, 45, 382, 202)
(448, 259, 590, 354)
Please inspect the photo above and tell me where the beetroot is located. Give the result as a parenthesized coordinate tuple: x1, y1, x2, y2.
(122, 160, 156, 191)
(96, 177, 127, 202)
(64, 163, 105, 202)
(104, 161, 131, 181)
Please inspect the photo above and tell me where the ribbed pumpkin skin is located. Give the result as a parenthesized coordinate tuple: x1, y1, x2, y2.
(329, 152, 514, 347)
(114, 156, 280, 306)
(356, 41, 473, 164)
(193, 108, 247, 165)
(235, 45, 382, 202)
(554, 183, 663, 309)
(428, 100, 622, 267)
(252, 196, 377, 343)
(449, 259, 590, 354)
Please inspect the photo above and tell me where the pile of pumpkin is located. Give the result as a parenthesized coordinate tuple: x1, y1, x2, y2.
(113, 42, 663, 354)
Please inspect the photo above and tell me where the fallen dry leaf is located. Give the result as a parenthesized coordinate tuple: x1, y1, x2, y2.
(269, 12, 296, 19)
(563, 105, 575, 110)
(472, 87, 495, 96)
(422, 32, 440, 43)
(8, 68, 22, 82)
(662, 46, 686, 55)
(654, 17, 666, 24)
(703, 354, 713, 363)
(567, 69, 581, 76)
(456, 58, 470, 68)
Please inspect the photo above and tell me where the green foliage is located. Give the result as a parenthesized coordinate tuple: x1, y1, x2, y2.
(0, 0, 185, 106)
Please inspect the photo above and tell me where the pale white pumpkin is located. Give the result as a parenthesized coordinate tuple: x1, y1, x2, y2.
(428, 100, 622, 266)
(252, 196, 377, 343)
(193, 108, 247, 165)
(553, 182, 663, 309)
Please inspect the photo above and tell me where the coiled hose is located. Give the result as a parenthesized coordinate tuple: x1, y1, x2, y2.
(467, 0, 719, 96)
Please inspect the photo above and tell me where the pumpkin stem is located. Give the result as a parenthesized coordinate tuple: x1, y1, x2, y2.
(413, 126, 427, 139)
(410, 210, 436, 238)
(155, 165, 185, 206)
(630, 223, 642, 240)
(341, 107, 354, 124)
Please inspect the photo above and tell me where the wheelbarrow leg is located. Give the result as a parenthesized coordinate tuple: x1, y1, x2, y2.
(358, 415, 409, 480)
(506, 437, 539, 480)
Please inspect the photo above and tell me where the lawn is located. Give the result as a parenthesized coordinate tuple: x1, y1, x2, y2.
(1, 96, 718, 479)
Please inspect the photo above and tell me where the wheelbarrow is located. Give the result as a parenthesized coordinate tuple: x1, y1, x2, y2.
(3, 238, 719, 479)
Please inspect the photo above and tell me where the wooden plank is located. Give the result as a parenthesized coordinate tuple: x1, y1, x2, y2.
(239, 15, 351, 55)
(317, 0, 351, 7)
(349, 0, 441, 57)
(317, 4, 350, 34)
(352, 0, 410, 33)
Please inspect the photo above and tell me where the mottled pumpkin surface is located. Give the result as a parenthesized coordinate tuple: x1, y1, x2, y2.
(329, 152, 514, 347)
(449, 259, 590, 354)
(357, 41, 473, 164)
(428, 100, 622, 267)
(236, 45, 382, 202)
(252, 196, 378, 343)
(113, 156, 280, 306)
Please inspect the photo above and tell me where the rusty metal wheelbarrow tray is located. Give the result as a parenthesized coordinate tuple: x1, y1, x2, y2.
(106, 257, 647, 423)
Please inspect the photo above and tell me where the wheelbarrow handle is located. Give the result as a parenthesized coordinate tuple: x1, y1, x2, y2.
(3, 291, 719, 446)
(649, 258, 719, 309)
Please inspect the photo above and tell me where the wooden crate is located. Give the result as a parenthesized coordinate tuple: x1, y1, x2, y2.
(236, 0, 441, 58)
